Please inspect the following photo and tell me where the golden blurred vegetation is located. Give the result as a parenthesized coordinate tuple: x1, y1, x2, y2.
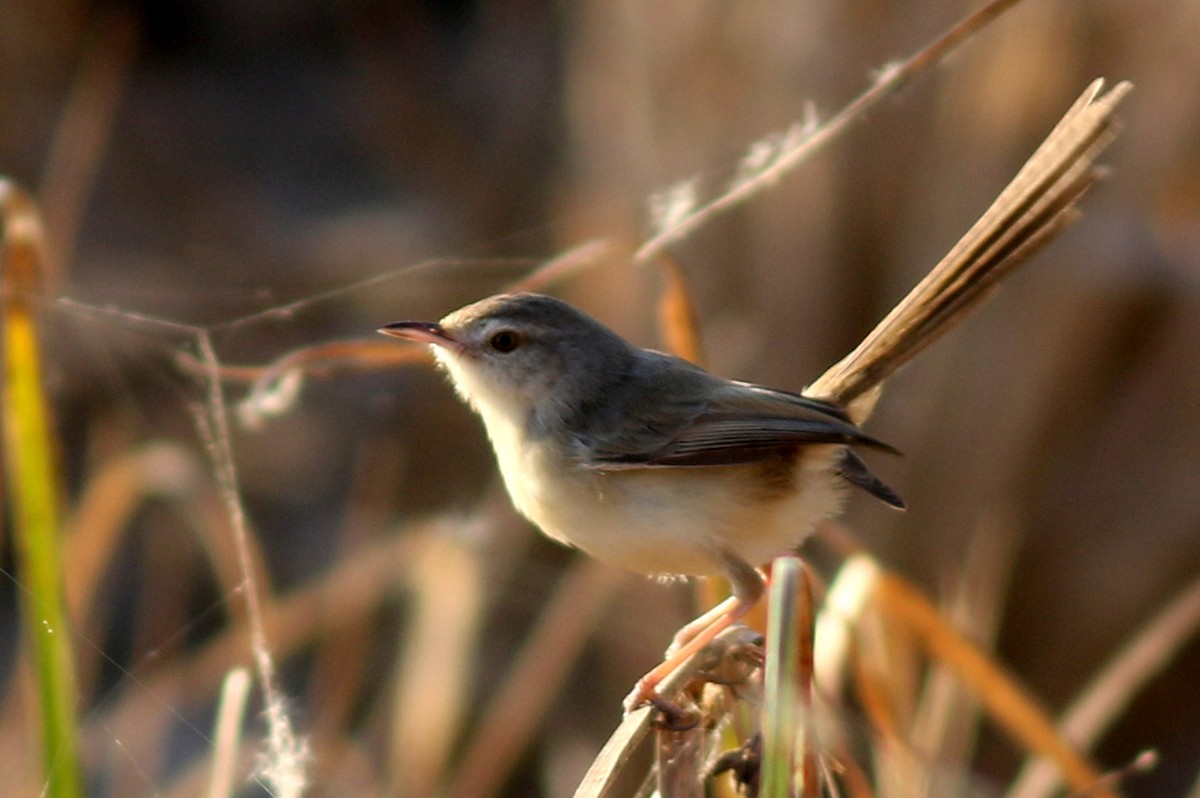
(0, 0, 1197, 796)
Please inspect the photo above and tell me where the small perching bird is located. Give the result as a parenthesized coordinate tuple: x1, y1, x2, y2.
(380, 79, 1130, 712)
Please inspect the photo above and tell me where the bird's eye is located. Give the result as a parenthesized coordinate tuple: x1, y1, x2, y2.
(488, 330, 521, 353)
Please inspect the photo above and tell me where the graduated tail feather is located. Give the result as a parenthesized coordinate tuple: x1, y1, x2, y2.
(806, 79, 1131, 421)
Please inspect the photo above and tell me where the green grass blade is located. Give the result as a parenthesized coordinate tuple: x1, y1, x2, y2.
(1, 179, 84, 798)
(761, 557, 803, 798)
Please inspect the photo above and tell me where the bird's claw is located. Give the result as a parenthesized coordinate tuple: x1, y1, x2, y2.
(622, 677, 659, 715)
(623, 678, 700, 730)
(648, 695, 700, 732)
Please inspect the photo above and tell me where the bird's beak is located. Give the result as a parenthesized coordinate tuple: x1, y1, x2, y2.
(378, 321, 460, 350)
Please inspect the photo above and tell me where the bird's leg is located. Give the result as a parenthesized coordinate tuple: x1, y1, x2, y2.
(624, 553, 766, 713)
(665, 594, 740, 657)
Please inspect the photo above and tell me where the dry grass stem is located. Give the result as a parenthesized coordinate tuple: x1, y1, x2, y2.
(574, 639, 727, 798)
(655, 253, 706, 367)
(808, 79, 1131, 410)
(389, 531, 485, 798)
(633, 0, 1028, 265)
(872, 571, 1114, 798)
(1010, 571, 1200, 798)
(37, 9, 136, 281)
(207, 668, 251, 798)
(508, 239, 619, 293)
(448, 559, 629, 798)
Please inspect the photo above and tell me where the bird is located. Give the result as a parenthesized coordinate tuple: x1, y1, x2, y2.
(380, 293, 903, 714)
(383, 293, 901, 596)
(379, 79, 1128, 712)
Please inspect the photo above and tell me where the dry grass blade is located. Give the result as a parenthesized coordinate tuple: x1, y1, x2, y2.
(63, 442, 268, 621)
(573, 648, 717, 798)
(871, 571, 1115, 798)
(175, 338, 428, 388)
(507, 239, 617, 293)
(911, 511, 1022, 780)
(64, 444, 202, 624)
(62, 442, 270, 699)
(1065, 751, 1158, 798)
(813, 551, 877, 694)
(208, 668, 251, 798)
(796, 569, 818, 798)
(83, 528, 420, 776)
(820, 553, 928, 795)
(37, 8, 136, 280)
(655, 253, 706, 367)
(633, 0, 1029, 265)
(447, 559, 629, 798)
(1009, 570, 1200, 798)
(807, 80, 1132, 410)
(855, 597, 934, 796)
(389, 532, 485, 798)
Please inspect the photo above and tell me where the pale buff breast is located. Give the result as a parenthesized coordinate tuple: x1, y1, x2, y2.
(501, 435, 848, 577)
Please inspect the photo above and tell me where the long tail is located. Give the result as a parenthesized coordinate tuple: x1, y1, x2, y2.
(806, 79, 1132, 417)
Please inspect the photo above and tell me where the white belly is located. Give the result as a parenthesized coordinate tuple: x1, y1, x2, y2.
(496, 428, 846, 577)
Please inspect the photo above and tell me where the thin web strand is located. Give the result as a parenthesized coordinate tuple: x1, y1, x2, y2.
(193, 330, 310, 798)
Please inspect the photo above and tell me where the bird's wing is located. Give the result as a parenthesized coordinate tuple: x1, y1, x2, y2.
(580, 370, 895, 469)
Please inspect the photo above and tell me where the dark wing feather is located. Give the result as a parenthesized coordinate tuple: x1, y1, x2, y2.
(578, 357, 896, 468)
(603, 411, 894, 466)
(834, 449, 905, 509)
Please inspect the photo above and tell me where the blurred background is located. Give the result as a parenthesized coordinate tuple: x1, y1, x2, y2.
(1, 0, 1197, 795)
